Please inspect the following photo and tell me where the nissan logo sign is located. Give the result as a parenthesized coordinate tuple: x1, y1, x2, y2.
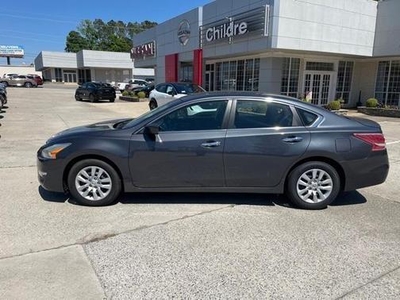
(178, 20, 191, 46)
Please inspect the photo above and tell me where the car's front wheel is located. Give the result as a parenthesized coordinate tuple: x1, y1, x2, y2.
(109, 98, 115, 102)
(149, 99, 158, 110)
(24, 82, 32, 88)
(75, 94, 81, 101)
(67, 159, 122, 206)
(286, 161, 340, 210)
(89, 94, 96, 103)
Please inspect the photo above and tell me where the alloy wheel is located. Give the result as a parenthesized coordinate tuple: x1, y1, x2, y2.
(75, 166, 112, 201)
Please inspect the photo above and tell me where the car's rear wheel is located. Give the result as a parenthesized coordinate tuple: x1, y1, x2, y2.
(149, 99, 158, 110)
(67, 159, 122, 206)
(286, 161, 340, 210)
(109, 98, 115, 102)
(89, 94, 96, 103)
(24, 82, 33, 88)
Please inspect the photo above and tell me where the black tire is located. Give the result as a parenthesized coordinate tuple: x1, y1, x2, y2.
(149, 99, 158, 110)
(286, 161, 340, 210)
(89, 94, 96, 103)
(67, 159, 122, 206)
(75, 94, 81, 101)
(24, 82, 32, 88)
(0, 95, 3, 110)
(109, 98, 115, 103)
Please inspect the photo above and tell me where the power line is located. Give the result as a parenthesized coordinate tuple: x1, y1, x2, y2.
(0, 30, 64, 38)
(0, 34, 63, 44)
(0, 13, 77, 24)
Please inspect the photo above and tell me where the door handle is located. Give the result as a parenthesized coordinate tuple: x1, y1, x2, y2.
(201, 141, 221, 148)
(282, 136, 303, 143)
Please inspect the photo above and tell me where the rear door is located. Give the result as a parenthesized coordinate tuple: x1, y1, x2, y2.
(224, 99, 311, 187)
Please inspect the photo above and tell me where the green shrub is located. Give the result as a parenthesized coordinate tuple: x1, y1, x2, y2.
(137, 91, 146, 98)
(122, 90, 130, 96)
(326, 100, 341, 110)
(366, 98, 378, 108)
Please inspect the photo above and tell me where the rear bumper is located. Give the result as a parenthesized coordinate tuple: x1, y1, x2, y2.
(342, 151, 389, 191)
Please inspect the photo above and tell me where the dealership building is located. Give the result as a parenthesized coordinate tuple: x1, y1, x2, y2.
(132, 0, 400, 107)
(34, 50, 154, 84)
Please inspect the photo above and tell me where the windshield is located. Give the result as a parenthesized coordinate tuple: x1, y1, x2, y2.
(174, 83, 205, 94)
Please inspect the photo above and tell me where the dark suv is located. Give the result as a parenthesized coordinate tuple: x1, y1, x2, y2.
(75, 82, 116, 102)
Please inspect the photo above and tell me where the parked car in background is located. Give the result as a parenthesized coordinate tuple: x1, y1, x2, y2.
(124, 79, 148, 91)
(116, 78, 148, 92)
(0, 83, 7, 109)
(149, 82, 206, 109)
(37, 92, 389, 209)
(131, 83, 155, 98)
(75, 82, 116, 102)
(2, 73, 18, 78)
(27, 74, 44, 86)
(0, 75, 38, 88)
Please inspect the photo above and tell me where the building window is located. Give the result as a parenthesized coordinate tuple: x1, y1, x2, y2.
(281, 58, 300, 98)
(375, 60, 400, 107)
(180, 63, 193, 82)
(336, 61, 354, 103)
(306, 62, 334, 71)
(55, 68, 62, 82)
(63, 70, 77, 83)
(214, 58, 260, 92)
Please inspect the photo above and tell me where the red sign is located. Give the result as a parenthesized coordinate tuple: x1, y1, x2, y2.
(130, 42, 156, 60)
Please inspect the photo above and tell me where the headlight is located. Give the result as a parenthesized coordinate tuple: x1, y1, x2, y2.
(41, 143, 71, 159)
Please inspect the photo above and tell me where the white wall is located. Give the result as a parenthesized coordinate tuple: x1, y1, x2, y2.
(351, 60, 378, 105)
(374, 0, 400, 56)
(35, 51, 77, 69)
(274, 0, 378, 56)
(0, 65, 42, 77)
(78, 50, 133, 69)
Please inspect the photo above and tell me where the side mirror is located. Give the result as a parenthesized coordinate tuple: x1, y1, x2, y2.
(167, 90, 175, 96)
(144, 125, 161, 142)
(145, 124, 159, 135)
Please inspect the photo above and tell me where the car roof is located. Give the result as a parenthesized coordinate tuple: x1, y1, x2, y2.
(176, 91, 332, 114)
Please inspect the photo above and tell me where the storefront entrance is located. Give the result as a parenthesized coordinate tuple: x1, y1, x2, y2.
(303, 72, 333, 106)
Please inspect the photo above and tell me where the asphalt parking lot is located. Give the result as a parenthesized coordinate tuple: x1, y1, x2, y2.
(0, 85, 399, 299)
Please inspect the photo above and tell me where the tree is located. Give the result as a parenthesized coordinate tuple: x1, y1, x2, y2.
(65, 19, 157, 53)
(65, 31, 89, 52)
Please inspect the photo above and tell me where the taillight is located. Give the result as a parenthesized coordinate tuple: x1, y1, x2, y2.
(353, 133, 386, 151)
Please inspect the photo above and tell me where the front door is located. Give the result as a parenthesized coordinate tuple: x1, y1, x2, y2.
(303, 73, 332, 106)
(128, 100, 229, 188)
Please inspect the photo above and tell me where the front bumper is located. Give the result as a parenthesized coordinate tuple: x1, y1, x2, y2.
(37, 153, 66, 193)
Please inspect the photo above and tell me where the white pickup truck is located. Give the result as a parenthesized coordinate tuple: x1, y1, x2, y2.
(116, 79, 148, 92)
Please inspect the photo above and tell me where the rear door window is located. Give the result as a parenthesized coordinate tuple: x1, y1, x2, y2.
(234, 100, 293, 128)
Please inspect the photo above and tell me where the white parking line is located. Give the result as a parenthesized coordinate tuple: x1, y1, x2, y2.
(387, 140, 400, 145)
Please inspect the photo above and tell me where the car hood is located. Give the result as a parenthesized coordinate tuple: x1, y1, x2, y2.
(47, 118, 133, 142)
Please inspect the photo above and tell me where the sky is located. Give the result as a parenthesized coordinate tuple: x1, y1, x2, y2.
(0, 0, 213, 65)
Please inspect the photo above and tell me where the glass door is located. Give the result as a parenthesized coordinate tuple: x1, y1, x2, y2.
(304, 73, 332, 106)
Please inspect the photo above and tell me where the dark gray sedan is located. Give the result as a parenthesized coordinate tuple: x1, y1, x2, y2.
(37, 93, 389, 209)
